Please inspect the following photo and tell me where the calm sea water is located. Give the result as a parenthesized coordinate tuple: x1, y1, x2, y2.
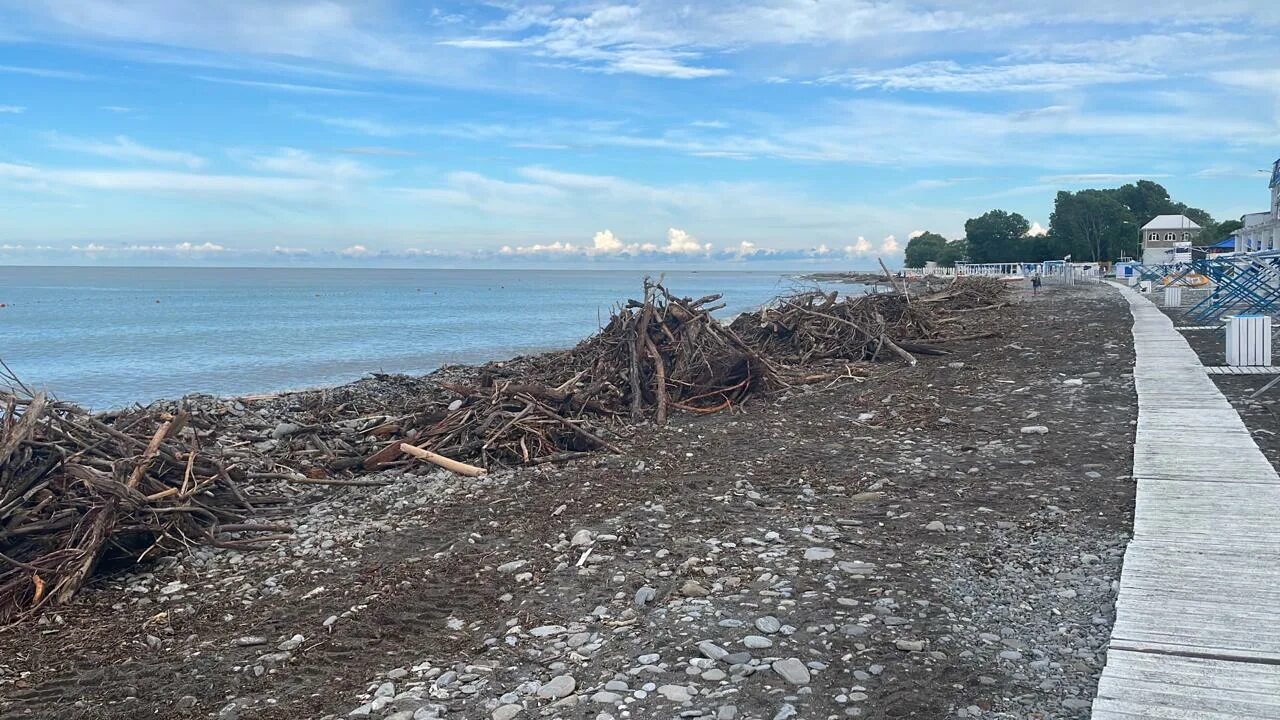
(0, 267, 840, 410)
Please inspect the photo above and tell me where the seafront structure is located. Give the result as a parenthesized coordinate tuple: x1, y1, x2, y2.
(1235, 159, 1280, 253)
(1140, 214, 1200, 264)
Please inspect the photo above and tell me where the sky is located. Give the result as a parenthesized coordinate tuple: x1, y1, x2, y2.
(0, 1, 1278, 268)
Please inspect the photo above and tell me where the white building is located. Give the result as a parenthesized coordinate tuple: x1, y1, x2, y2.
(1235, 158, 1280, 253)
(1141, 214, 1200, 264)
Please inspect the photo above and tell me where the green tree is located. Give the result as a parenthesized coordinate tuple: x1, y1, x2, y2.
(937, 239, 968, 267)
(903, 231, 948, 267)
(1048, 189, 1136, 262)
(964, 210, 1030, 263)
(1198, 219, 1243, 245)
(1113, 180, 1174, 226)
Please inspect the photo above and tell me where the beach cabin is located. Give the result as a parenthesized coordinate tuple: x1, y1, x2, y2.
(1141, 214, 1200, 265)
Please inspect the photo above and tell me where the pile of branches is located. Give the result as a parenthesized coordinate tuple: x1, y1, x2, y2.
(0, 387, 289, 623)
(922, 275, 1013, 310)
(730, 290, 938, 366)
(386, 280, 780, 467)
(222, 280, 780, 473)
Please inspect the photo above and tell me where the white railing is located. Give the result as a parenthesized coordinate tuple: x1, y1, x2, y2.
(901, 266, 958, 277)
(957, 262, 1028, 277)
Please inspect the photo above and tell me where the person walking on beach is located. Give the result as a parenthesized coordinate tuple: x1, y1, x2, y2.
(1031, 273, 1042, 295)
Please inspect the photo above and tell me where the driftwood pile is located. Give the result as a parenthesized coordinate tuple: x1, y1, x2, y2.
(0, 275, 1014, 620)
(730, 290, 937, 366)
(380, 279, 778, 467)
(0, 386, 288, 623)
(922, 275, 1013, 310)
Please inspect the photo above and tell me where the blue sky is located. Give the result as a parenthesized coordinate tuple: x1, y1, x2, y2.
(0, 1, 1278, 268)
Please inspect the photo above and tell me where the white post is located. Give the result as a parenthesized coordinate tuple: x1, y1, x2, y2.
(1226, 315, 1272, 366)
(1164, 286, 1182, 307)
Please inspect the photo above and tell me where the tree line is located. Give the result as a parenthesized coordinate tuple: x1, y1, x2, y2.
(904, 180, 1244, 267)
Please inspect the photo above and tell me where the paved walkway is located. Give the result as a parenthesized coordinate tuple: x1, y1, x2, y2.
(1092, 283, 1280, 718)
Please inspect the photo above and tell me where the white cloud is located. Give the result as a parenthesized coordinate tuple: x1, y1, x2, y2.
(663, 227, 711, 255)
(846, 236, 873, 255)
(500, 241, 580, 256)
(340, 244, 372, 257)
(173, 241, 224, 252)
(195, 75, 377, 97)
(880, 234, 899, 253)
(0, 64, 89, 80)
(584, 229, 657, 256)
(273, 245, 311, 255)
(0, 243, 57, 251)
(1026, 222, 1048, 237)
(824, 60, 1155, 93)
(49, 134, 206, 169)
(0, 161, 328, 200)
(438, 38, 526, 49)
(908, 229, 926, 239)
(68, 241, 224, 254)
(0, 105, 25, 113)
(246, 148, 376, 182)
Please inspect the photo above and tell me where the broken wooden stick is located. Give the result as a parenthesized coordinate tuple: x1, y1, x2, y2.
(399, 443, 487, 477)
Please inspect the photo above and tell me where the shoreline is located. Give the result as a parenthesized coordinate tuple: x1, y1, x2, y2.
(4, 268, 830, 411)
(0, 282, 1140, 720)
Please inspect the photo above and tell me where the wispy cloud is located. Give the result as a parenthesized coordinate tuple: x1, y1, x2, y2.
(337, 146, 417, 157)
(823, 60, 1156, 92)
(0, 161, 327, 200)
(194, 75, 379, 97)
(438, 38, 526, 49)
(244, 148, 377, 182)
(0, 64, 89, 80)
(0, 105, 25, 114)
(48, 134, 206, 169)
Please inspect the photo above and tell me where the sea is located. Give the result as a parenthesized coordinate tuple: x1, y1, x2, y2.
(0, 266, 853, 410)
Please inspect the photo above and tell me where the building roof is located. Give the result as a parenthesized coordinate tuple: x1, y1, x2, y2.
(1142, 214, 1201, 230)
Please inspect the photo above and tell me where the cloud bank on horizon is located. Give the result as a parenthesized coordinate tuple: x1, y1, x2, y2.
(0, 1, 1277, 266)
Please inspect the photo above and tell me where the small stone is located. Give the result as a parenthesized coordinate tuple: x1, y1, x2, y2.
(591, 691, 622, 704)
(536, 675, 576, 699)
(1020, 425, 1049, 435)
(634, 586, 657, 606)
(717, 705, 738, 720)
(755, 616, 782, 634)
(492, 704, 522, 720)
(277, 634, 304, 651)
(657, 685, 692, 702)
(496, 560, 528, 574)
(999, 650, 1023, 661)
(571, 529, 594, 546)
(925, 521, 946, 532)
(773, 703, 797, 720)
(895, 639, 925, 652)
(697, 641, 729, 661)
(681, 580, 710, 597)
(771, 658, 811, 685)
(743, 635, 773, 649)
(447, 399, 464, 412)
(803, 547, 834, 561)
(232, 636, 268, 647)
